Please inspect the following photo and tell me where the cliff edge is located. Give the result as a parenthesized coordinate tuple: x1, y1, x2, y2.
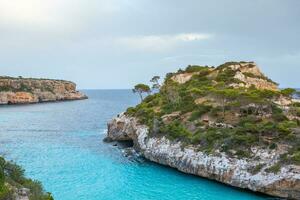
(0, 76, 87, 105)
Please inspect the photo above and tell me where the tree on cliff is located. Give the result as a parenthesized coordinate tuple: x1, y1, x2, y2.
(212, 88, 239, 119)
(133, 84, 151, 101)
(281, 88, 296, 98)
(150, 76, 161, 90)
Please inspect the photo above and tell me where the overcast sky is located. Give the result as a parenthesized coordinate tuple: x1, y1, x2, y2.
(0, 0, 299, 89)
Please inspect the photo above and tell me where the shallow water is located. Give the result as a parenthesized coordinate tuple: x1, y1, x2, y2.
(0, 90, 269, 200)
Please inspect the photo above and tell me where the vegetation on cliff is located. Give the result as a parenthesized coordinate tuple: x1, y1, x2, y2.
(0, 76, 74, 94)
(0, 156, 53, 200)
(126, 62, 300, 167)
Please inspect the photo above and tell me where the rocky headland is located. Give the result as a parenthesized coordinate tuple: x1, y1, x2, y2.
(105, 62, 300, 199)
(0, 76, 87, 105)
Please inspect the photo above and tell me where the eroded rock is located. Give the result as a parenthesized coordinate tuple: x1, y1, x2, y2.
(106, 113, 300, 199)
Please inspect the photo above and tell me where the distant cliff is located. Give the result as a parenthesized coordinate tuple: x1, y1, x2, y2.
(0, 76, 87, 105)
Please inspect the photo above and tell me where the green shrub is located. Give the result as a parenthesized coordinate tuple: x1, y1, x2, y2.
(19, 83, 33, 93)
(265, 163, 281, 174)
(235, 150, 251, 159)
(0, 185, 12, 200)
(269, 143, 277, 150)
(231, 131, 257, 147)
(277, 121, 298, 135)
(125, 107, 137, 116)
(189, 132, 202, 144)
(248, 164, 265, 175)
(281, 88, 296, 97)
(259, 121, 276, 135)
(5, 161, 26, 184)
(189, 105, 212, 121)
(0, 86, 11, 92)
(291, 151, 300, 165)
(292, 102, 300, 107)
(215, 68, 238, 84)
(272, 112, 288, 122)
(160, 121, 192, 141)
(0, 157, 53, 200)
(185, 65, 210, 73)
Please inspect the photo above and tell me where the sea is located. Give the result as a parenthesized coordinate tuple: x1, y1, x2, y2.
(0, 90, 272, 200)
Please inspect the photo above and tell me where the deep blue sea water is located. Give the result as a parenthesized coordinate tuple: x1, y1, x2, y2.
(0, 90, 270, 200)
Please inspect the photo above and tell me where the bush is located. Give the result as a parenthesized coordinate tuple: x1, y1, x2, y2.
(0, 185, 12, 200)
(272, 112, 288, 122)
(5, 162, 26, 184)
(277, 121, 298, 135)
(125, 107, 137, 116)
(269, 143, 277, 150)
(23, 179, 54, 200)
(190, 132, 202, 144)
(215, 68, 237, 84)
(248, 164, 265, 175)
(292, 102, 300, 107)
(259, 121, 276, 135)
(265, 163, 281, 174)
(235, 150, 251, 158)
(281, 88, 296, 97)
(185, 65, 210, 73)
(189, 105, 212, 121)
(160, 121, 192, 141)
(291, 151, 300, 165)
(231, 131, 257, 147)
(0, 157, 53, 200)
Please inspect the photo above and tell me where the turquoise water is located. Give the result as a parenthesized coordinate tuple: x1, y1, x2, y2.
(0, 90, 270, 200)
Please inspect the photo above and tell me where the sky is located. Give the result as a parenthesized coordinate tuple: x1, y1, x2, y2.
(0, 0, 299, 89)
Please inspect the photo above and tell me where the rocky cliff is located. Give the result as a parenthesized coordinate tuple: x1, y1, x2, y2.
(0, 76, 87, 104)
(171, 62, 278, 91)
(105, 61, 300, 199)
(107, 113, 300, 199)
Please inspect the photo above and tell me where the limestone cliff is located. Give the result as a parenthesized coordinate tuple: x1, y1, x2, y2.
(107, 113, 300, 199)
(172, 62, 278, 91)
(105, 61, 300, 199)
(0, 76, 87, 104)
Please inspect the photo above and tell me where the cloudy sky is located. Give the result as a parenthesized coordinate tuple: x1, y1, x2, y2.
(0, 0, 299, 89)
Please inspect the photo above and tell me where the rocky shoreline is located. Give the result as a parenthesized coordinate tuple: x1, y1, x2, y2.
(0, 76, 87, 105)
(105, 113, 300, 200)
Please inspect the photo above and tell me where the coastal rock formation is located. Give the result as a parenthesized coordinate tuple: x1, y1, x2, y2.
(172, 62, 278, 91)
(0, 76, 87, 104)
(105, 61, 300, 199)
(106, 113, 300, 199)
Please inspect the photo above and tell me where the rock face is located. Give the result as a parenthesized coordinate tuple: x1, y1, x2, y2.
(171, 72, 198, 84)
(14, 188, 30, 200)
(229, 62, 278, 91)
(106, 113, 300, 199)
(0, 76, 87, 104)
(171, 62, 278, 91)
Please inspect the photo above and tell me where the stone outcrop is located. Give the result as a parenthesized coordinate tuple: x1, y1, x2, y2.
(171, 62, 278, 91)
(171, 72, 198, 84)
(106, 113, 300, 199)
(0, 76, 87, 104)
(14, 187, 30, 200)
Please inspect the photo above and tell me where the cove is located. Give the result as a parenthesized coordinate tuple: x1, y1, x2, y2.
(0, 90, 269, 200)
